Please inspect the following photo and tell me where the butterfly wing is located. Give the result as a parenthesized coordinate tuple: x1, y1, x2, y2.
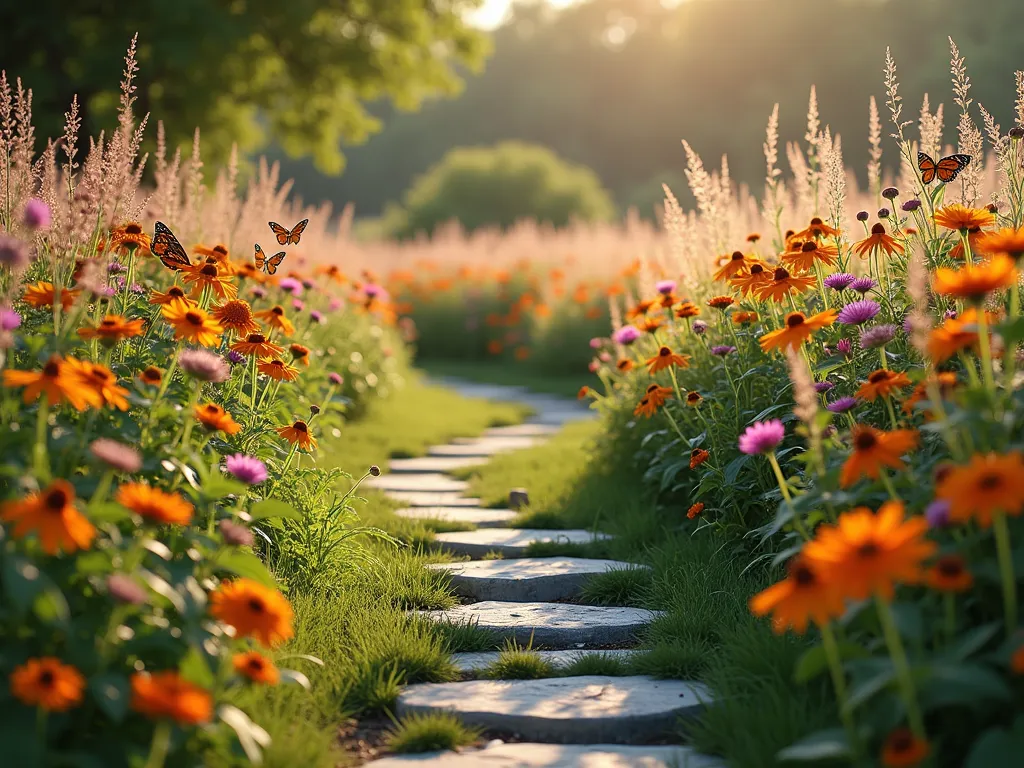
(917, 152, 937, 185)
(266, 252, 287, 275)
(936, 154, 972, 183)
(287, 219, 309, 245)
(269, 222, 290, 245)
(152, 222, 191, 270)
(254, 243, 266, 270)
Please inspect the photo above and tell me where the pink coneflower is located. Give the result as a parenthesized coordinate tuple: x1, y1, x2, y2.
(279, 277, 303, 296)
(89, 439, 142, 473)
(250, 286, 268, 299)
(692, 320, 707, 335)
(328, 372, 344, 386)
(0, 235, 30, 272)
(364, 283, 387, 300)
(710, 345, 736, 356)
(738, 419, 785, 455)
(107, 261, 127, 274)
(0, 308, 21, 331)
(859, 324, 898, 349)
(837, 299, 880, 325)
(219, 519, 255, 547)
(328, 297, 343, 311)
(107, 573, 147, 605)
(224, 454, 268, 485)
(655, 279, 677, 295)
(836, 338, 853, 357)
(925, 499, 951, 528)
(178, 348, 230, 383)
(291, 299, 305, 311)
(613, 326, 641, 345)
(826, 396, 859, 413)
(823, 273, 856, 291)
(22, 199, 51, 230)
(589, 337, 604, 350)
(310, 310, 324, 324)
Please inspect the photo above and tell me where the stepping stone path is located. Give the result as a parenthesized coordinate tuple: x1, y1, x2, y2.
(367, 379, 722, 767)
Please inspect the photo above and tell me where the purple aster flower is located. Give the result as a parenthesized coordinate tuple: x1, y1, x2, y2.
(826, 396, 859, 413)
(613, 325, 641, 345)
(0, 235, 31, 272)
(944, 309, 958, 320)
(589, 337, 603, 350)
(364, 283, 386, 299)
(302, 279, 315, 290)
(902, 315, 913, 334)
(107, 261, 126, 274)
(131, 283, 145, 295)
(859, 323, 897, 349)
(837, 299, 880, 325)
(836, 338, 853, 357)
(178, 348, 230, 383)
(116, 276, 127, 291)
(309, 310, 324, 324)
(227, 350, 245, 365)
(90, 438, 142, 473)
(823, 272, 856, 291)
(692, 320, 707, 335)
(219, 519, 255, 547)
(877, 208, 891, 219)
(0, 307, 21, 331)
(107, 573, 147, 605)
(328, 372, 344, 386)
(902, 199, 922, 212)
(225, 453, 267, 485)
(925, 499, 951, 528)
(655, 279, 677, 295)
(22, 198, 51, 230)
(814, 381, 834, 393)
(711, 345, 736, 356)
(881, 187, 899, 200)
(291, 299, 305, 311)
(850, 277, 877, 295)
(856, 211, 869, 222)
(279, 277, 303, 295)
(250, 285, 268, 299)
(738, 419, 785, 455)
(328, 297, 343, 311)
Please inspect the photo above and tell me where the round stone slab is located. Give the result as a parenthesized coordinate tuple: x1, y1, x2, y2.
(366, 473, 469, 493)
(427, 558, 643, 601)
(387, 456, 486, 474)
(393, 507, 518, 529)
(396, 676, 712, 744)
(367, 742, 724, 767)
(384, 491, 481, 507)
(432, 529, 611, 559)
(451, 649, 638, 675)
(416, 602, 661, 647)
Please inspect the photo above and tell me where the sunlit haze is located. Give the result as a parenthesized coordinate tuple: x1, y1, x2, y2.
(468, 0, 582, 28)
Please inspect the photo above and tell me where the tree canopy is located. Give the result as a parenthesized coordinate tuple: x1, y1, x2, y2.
(1, 0, 491, 172)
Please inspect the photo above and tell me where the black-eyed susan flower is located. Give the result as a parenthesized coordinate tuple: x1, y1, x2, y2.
(728, 263, 772, 296)
(254, 305, 295, 335)
(675, 301, 700, 319)
(3, 354, 101, 410)
(10, 658, 85, 712)
(749, 555, 844, 635)
(933, 203, 996, 232)
(22, 282, 80, 310)
(0, 479, 96, 555)
(759, 309, 837, 353)
(194, 403, 242, 435)
(880, 728, 930, 768)
(689, 448, 710, 469)
(69, 360, 130, 410)
(130, 672, 212, 725)
(116, 483, 194, 525)
(707, 295, 735, 310)
(277, 419, 317, 450)
(755, 267, 816, 303)
(712, 251, 760, 282)
(852, 223, 904, 260)
(210, 578, 294, 647)
(792, 216, 841, 241)
(856, 369, 912, 401)
(233, 651, 279, 685)
(839, 425, 918, 487)
(258, 358, 300, 382)
(977, 226, 1024, 260)
(138, 365, 163, 386)
(781, 240, 839, 271)
(231, 332, 285, 359)
(933, 254, 1017, 303)
(686, 391, 703, 407)
(687, 502, 704, 519)
(181, 261, 237, 301)
(109, 222, 151, 254)
(925, 555, 973, 592)
(77, 315, 145, 345)
(936, 452, 1024, 527)
(645, 346, 690, 374)
(149, 285, 189, 306)
(161, 301, 224, 347)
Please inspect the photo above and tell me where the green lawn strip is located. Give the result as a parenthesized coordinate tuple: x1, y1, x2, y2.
(237, 378, 527, 767)
(457, 415, 838, 765)
(419, 359, 594, 399)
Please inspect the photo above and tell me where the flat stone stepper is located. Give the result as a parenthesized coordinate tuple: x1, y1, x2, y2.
(450, 648, 638, 675)
(428, 557, 647, 602)
(415, 601, 662, 648)
(427, 437, 542, 458)
(383, 491, 482, 507)
(365, 473, 469, 494)
(386, 456, 487, 474)
(395, 676, 712, 744)
(393, 507, 519, 529)
(432, 529, 611, 559)
(367, 741, 725, 767)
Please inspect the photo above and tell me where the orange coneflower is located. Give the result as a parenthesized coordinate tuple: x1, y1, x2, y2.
(210, 578, 294, 647)
(138, 366, 162, 386)
(749, 555, 845, 635)
(149, 285, 189, 306)
(0, 479, 96, 555)
(254, 305, 295, 335)
(936, 452, 1024, 527)
(181, 261, 238, 301)
(10, 658, 86, 712)
(925, 555, 973, 592)
(687, 502, 705, 519)
(686, 391, 703, 407)
(22, 282, 81, 311)
(195, 403, 242, 435)
(233, 651, 279, 685)
(880, 728, 930, 768)
(289, 343, 311, 366)
(109, 222, 151, 254)
(615, 359, 634, 373)
(948, 226, 984, 260)
(626, 299, 657, 320)
(708, 295, 735, 310)
(130, 671, 212, 725)
(3, 354, 101, 410)
(728, 263, 772, 296)
(856, 369, 911, 401)
(803, 501, 935, 601)
(258, 358, 300, 382)
(675, 301, 700, 319)
(69, 360, 130, 410)
(638, 317, 664, 334)
(161, 301, 224, 347)
(231, 332, 284, 359)
(755, 267, 816, 303)
(839, 425, 919, 487)
(689, 448, 710, 469)
(277, 419, 317, 450)
(853, 223, 904, 260)
(77, 315, 145, 345)
(713, 251, 759, 282)
(782, 240, 839, 272)
(578, 386, 592, 401)
(977, 226, 1024, 260)
(211, 299, 260, 337)
(926, 309, 995, 363)
(193, 242, 232, 264)
(732, 311, 759, 326)
(645, 346, 690, 374)
(115, 483, 194, 525)
(902, 372, 958, 414)
(932, 254, 1017, 303)
(759, 309, 837, 353)
(236, 262, 268, 283)
(633, 396, 659, 418)
(933, 203, 996, 232)
(792, 217, 841, 241)
(645, 384, 674, 408)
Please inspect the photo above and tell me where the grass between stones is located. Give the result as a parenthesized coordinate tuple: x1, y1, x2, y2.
(384, 712, 483, 754)
(481, 643, 559, 680)
(456, 415, 838, 767)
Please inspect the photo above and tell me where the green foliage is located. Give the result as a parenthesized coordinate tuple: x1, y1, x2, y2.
(384, 712, 481, 754)
(1, 1, 490, 172)
(579, 567, 653, 606)
(387, 141, 615, 237)
(482, 641, 557, 680)
(560, 652, 633, 677)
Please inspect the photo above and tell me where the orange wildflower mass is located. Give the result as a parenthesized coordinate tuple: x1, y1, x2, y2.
(840, 425, 919, 487)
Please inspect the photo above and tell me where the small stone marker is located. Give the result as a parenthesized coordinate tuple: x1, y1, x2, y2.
(508, 487, 529, 509)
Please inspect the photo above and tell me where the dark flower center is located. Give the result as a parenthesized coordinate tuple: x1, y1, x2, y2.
(247, 658, 264, 671)
(204, 405, 220, 414)
(214, 245, 228, 256)
(43, 361, 60, 377)
(750, 264, 764, 275)
(868, 370, 890, 384)
(854, 430, 878, 451)
(646, 384, 660, 394)
(102, 319, 117, 327)
(937, 557, 964, 577)
(889, 731, 914, 752)
(125, 223, 142, 235)
(687, 393, 701, 402)
(871, 223, 886, 235)
(45, 488, 68, 510)
(185, 312, 203, 326)
(169, 287, 185, 297)
(200, 264, 218, 277)
(293, 421, 308, 433)
(774, 267, 790, 281)
(731, 251, 744, 261)
(857, 542, 880, 558)
(801, 241, 817, 252)
(38, 670, 55, 687)
(786, 314, 806, 328)
(638, 397, 650, 407)
(658, 346, 671, 357)
(247, 334, 266, 343)
(270, 360, 283, 368)
(247, 598, 265, 614)
(978, 472, 1003, 491)
(271, 306, 284, 316)
(792, 562, 816, 586)
(810, 217, 823, 226)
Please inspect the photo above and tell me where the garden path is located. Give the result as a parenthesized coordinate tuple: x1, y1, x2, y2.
(364, 379, 725, 767)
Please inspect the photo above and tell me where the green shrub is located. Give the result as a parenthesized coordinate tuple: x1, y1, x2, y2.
(384, 712, 481, 754)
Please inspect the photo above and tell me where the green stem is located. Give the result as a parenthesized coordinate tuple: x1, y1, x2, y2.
(767, 452, 809, 540)
(975, 307, 997, 395)
(143, 720, 173, 768)
(944, 593, 955, 645)
(993, 511, 1018, 638)
(33, 397, 51, 481)
(880, 468, 902, 502)
(821, 623, 863, 762)
(876, 596, 925, 737)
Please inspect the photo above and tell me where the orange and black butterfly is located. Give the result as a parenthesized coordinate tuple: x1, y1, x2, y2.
(254, 243, 286, 275)
(268, 219, 308, 246)
(918, 152, 971, 185)
(151, 222, 191, 271)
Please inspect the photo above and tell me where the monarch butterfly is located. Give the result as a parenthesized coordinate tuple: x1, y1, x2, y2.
(268, 219, 308, 246)
(254, 243, 287, 275)
(151, 222, 191, 271)
(918, 152, 971, 185)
